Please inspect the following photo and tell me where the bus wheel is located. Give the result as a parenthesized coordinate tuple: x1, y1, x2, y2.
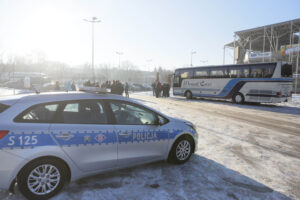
(185, 91, 192, 99)
(232, 93, 244, 104)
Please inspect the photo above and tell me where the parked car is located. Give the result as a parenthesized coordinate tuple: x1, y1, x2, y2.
(0, 91, 198, 199)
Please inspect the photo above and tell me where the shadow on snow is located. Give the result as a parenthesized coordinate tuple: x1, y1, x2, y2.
(0, 155, 291, 200)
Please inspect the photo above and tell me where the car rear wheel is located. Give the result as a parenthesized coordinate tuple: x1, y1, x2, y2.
(17, 158, 68, 200)
(168, 136, 193, 164)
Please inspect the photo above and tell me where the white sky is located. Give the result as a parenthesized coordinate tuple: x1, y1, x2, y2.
(0, 0, 299, 70)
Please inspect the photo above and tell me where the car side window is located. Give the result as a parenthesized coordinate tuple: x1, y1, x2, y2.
(61, 101, 107, 124)
(110, 101, 156, 125)
(15, 103, 59, 123)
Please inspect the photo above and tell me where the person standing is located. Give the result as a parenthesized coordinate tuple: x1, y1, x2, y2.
(54, 81, 60, 91)
(71, 81, 76, 91)
(155, 81, 162, 98)
(151, 82, 156, 96)
(125, 82, 129, 98)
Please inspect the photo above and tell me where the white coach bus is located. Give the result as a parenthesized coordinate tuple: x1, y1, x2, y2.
(173, 62, 293, 103)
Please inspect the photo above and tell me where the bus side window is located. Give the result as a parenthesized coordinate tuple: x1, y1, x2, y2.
(229, 69, 237, 78)
(195, 70, 209, 78)
(250, 67, 263, 78)
(243, 68, 250, 78)
(211, 69, 227, 78)
(281, 64, 292, 77)
(263, 65, 275, 78)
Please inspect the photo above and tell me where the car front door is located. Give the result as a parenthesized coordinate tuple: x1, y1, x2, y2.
(50, 100, 117, 172)
(107, 100, 169, 167)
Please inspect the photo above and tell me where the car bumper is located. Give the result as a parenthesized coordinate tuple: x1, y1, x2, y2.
(0, 150, 25, 190)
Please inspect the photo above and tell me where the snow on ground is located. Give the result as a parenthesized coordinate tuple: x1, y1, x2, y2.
(0, 89, 300, 199)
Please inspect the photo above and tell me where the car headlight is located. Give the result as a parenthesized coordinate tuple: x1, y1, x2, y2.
(184, 121, 196, 132)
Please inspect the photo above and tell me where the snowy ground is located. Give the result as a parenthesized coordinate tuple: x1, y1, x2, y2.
(1, 89, 300, 199)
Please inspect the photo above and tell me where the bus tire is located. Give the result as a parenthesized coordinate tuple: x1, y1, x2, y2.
(232, 93, 244, 104)
(185, 91, 193, 99)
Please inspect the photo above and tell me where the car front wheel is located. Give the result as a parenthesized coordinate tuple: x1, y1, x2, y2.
(17, 158, 68, 200)
(168, 136, 194, 164)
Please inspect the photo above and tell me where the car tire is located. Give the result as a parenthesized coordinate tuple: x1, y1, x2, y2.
(185, 91, 192, 99)
(232, 92, 244, 104)
(168, 136, 194, 164)
(17, 158, 68, 200)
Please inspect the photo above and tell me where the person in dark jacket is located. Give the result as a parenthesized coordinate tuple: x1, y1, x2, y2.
(125, 82, 129, 98)
(151, 82, 156, 96)
(111, 80, 116, 94)
(155, 82, 162, 98)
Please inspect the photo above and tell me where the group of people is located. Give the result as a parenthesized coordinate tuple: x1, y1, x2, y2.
(152, 82, 170, 98)
(99, 80, 129, 97)
(54, 81, 76, 91)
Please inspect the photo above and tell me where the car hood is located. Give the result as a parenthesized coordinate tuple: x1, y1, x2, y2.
(169, 117, 190, 124)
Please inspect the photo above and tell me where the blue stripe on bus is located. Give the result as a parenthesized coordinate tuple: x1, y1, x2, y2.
(174, 78, 292, 98)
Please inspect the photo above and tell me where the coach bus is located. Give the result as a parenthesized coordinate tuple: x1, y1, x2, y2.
(173, 62, 293, 103)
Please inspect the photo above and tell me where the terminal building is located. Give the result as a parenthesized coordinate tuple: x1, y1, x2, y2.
(224, 18, 300, 93)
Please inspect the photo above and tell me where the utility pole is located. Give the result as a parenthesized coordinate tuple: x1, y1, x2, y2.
(83, 17, 101, 83)
(116, 52, 123, 69)
(190, 51, 196, 66)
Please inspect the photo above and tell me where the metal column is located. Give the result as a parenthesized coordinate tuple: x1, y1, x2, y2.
(223, 46, 226, 64)
(270, 26, 273, 62)
(289, 21, 293, 63)
(295, 27, 300, 94)
(262, 26, 266, 62)
(233, 34, 236, 64)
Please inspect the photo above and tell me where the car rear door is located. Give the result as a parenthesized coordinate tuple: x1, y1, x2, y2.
(50, 100, 117, 172)
(107, 100, 169, 167)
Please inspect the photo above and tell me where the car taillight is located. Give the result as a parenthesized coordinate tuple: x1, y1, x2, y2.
(276, 92, 281, 96)
(0, 131, 9, 139)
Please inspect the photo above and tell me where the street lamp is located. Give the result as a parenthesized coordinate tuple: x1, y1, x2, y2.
(83, 17, 101, 83)
(116, 51, 123, 69)
(146, 59, 153, 71)
(190, 51, 196, 66)
(199, 60, 208, 65)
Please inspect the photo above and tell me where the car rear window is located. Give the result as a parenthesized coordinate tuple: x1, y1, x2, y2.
(14, 103, 59, 123)
(0, 103, 10, 113)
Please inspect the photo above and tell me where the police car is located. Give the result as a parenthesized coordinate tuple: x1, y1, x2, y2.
(0, 91, 198, 199)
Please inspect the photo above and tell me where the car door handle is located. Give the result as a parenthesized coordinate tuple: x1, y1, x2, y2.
(56, 133, 74, 140)
(119, 132, 130, 136)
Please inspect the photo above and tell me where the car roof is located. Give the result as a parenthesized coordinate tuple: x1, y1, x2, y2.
(0, 92, 131, 105)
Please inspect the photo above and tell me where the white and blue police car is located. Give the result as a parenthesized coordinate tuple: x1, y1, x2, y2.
(0, 91, 198, 199)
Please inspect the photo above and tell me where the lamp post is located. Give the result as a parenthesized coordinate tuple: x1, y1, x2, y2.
(146, 59, 153, 71)
(199, 60, 208, 65)
(190, 51, 196, 66)
(116, 51, 123, 69)
(83, 17, 101, 83)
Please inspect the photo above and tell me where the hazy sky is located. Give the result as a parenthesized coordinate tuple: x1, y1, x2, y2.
(0, 0, 299, 70)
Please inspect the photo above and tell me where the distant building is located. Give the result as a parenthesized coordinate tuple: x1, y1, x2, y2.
(224, 18, 300, 93)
